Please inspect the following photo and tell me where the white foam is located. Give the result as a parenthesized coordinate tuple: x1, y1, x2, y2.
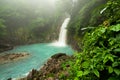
(50, 41, 67, 47)
(51, 18, 70, 47)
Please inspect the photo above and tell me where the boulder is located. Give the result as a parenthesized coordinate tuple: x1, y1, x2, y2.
(19, 53, 71, 80)
(0, 52, 30, 64)
(7, 78, 12, 80)
(51, 53, 67, 59)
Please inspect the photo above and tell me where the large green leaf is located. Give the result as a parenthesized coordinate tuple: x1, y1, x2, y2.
(93, 69, 100, 77)
(108, 77, 119, 80)
(82, 61, 90, 68)
(110, 24, 120, 32)
(113, 48, 120, 52)
(100, 27, 106, 33)
(74, 77, 79, 80)
(83, 70, 90, 75)
(77, 71, 83, 77)
(114, 69, 120, 75)
(108, 66, 113, 73)
(112, 62, 118, 67)
(103, 55, 109, 64)
(108, 55, 114, 62)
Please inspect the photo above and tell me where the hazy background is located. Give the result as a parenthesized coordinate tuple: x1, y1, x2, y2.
(0, 0, 73, 46)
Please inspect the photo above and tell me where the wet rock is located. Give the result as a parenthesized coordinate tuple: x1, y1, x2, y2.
(0, 52, 30, 64)
(7, 78, 12, 80)
(20, 53, 71, 80)
(51, 53, 66, 59)
(21, 53, 71, 80)
(0, 44, 13, 52)
(27, 69, 39, 79)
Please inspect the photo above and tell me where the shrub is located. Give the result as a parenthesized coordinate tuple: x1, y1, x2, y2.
(63, 24, 120, 80)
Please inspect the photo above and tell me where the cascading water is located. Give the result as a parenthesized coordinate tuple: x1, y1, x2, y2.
(58, 18, 70, 46)
(52, 18, 70, 47)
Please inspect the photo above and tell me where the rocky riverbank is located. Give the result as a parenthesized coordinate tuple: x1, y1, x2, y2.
(20, 53, 72, 80)
(0, 52, 30, 64)
(0, 44, 13, 53)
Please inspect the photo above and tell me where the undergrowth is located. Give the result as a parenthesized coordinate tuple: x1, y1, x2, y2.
(60, 0, 120, 80)
(61, 24, 120, 80)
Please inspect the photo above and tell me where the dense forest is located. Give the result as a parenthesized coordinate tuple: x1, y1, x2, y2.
(0, 0, 73, 52)
(0, 0, 120, 80)
(65, 0, 120, 79)
(0, 0, 71, 46)
(67, 0, 107, 50)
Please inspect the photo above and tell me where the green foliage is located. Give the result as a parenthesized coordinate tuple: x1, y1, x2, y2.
(60, 0, 120, 80)
(102, 0, 120, 25)
(62, 24, 120, 80)
(67, 0, 107, 48)
(0, 19, 6, 37)
(14, 27, 32, 44)
(67, 0, 120, 50)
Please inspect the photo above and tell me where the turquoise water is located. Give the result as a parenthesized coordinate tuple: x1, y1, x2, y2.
(0, 43, 73, 80)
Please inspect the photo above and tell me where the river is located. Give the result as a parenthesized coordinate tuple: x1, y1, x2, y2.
(0, 17, 72, 80)
(0, 43, 73, 80)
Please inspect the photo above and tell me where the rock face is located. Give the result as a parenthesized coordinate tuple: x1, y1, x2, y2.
(0, 52, 29, 64)
(20, 53, 71, 80)
(0, 44, 13, 52)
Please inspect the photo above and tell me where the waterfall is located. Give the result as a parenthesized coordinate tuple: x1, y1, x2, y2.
(51, 18, 70, 47)
(58, 18, 70, 46)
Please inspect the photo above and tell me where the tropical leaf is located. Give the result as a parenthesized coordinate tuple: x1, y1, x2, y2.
(112, 62, 118, 67)
(108, 66, 113, 73)
(93, 69, 100, 77)
(82, 61, 90, 68)
(77, 71, 83, 77)
(113, 48, 120, 52)
(110, 24, 120, 32)
(114, 69, 120, 75)
(83, 70, 90, 75)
